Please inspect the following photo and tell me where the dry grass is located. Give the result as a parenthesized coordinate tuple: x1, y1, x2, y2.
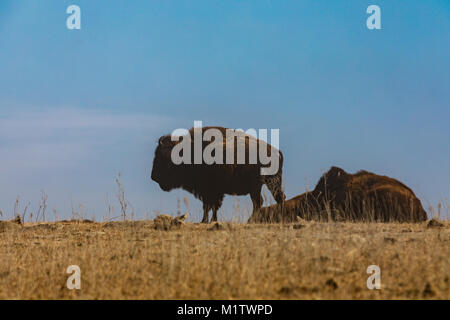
(0, 218, 449, 300)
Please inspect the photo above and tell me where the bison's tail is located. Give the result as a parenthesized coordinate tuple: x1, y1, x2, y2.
(276, 149, 286, 203)
(279, 150, 284, 172)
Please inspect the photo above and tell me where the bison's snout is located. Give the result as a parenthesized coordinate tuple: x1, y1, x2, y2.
(151, 170, 172, 191)
(151, 168, 158, 183)
(159, 183, 171, 191)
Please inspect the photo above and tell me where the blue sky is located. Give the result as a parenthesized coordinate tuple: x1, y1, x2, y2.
(0, 1, 449, 221)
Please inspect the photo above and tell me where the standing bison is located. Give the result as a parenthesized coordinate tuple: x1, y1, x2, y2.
(249, 166, 428, 223)
(151, 126, 285, 223)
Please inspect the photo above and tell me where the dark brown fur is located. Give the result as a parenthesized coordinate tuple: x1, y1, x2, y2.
(151, 126, 285, 223)
(249, 166, 427, 223)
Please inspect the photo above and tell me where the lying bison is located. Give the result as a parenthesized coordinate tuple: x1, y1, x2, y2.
(249, 166, 427, 223)
(151, 126, 285, 223)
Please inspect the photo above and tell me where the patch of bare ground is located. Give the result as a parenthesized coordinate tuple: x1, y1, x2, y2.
(0, 218, 448, 299)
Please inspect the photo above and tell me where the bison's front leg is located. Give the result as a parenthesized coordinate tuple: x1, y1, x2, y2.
(201, 204, 210, 223)
(211, 209, 218, 222)
(210, 196, 224, 222)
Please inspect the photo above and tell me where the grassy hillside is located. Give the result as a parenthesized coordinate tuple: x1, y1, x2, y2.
(0, 218, 448, 299)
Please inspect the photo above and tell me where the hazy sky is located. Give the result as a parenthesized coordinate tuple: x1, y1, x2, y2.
(0, 1, 449, 221)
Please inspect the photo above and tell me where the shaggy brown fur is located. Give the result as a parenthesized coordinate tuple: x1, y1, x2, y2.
(249, 166, 427, 223)
(151, 126, 285, 223)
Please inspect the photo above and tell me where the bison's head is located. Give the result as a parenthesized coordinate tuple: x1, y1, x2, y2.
(151, 135, 180, 191)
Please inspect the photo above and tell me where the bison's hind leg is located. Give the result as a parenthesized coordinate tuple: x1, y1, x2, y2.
(202, 203, 210, 223)
(263, 175, 286, 204)
(250, 187, 263, 213)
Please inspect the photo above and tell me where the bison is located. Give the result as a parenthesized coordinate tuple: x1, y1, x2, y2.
(249, 166, 427, 223)
(151, 126, 285, 223)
